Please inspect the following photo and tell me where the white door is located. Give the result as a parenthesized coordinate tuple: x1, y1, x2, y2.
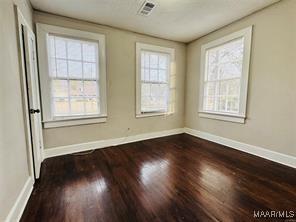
(23, 26, 44, 179)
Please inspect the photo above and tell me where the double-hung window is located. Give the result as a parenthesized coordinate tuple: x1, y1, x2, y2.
(37, 24, 107, 128)
(199, 26, 252, 123)
(136, 43, 175, 117)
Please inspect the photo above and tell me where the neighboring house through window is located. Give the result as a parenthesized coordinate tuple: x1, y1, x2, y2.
(37, 24, 107, 128)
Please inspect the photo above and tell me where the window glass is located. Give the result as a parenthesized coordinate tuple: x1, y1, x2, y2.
(203, 37, 244, 114)
(140, 51, 170, 113)
(48, 35, 100, 117)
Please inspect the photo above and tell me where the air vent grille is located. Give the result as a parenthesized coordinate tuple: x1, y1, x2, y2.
(138, 1, 156, 16)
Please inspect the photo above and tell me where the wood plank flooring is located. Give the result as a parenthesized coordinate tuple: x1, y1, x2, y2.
(21, 134, 296, 222)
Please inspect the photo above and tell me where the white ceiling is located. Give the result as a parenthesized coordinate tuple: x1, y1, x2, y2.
(30, 0, 280, 43)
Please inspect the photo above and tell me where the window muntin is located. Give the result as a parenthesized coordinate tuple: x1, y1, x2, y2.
(203, 37, 244, 114)
(136, 43, 175, 118)
(199, 26, 252, 124)
(48, 35, 100, 118)
(37, 24, 107, 128)
(140, 50, 170, 113)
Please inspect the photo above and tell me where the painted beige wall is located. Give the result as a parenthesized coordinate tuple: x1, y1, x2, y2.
(34, 12, 187, 149)
(0, 0, 294, 220)
(0, 0, 33, 220)
(185, 0, 296, 157)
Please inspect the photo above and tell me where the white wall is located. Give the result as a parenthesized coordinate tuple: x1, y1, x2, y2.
(0, 0, 34, 220)
(185, 0, 296, 157)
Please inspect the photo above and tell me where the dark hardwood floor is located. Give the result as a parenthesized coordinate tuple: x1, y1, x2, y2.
(21, 134, 296, 222)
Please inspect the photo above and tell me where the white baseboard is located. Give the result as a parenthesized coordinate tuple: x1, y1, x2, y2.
(44, 128, 184, 159)
(43, 127, 295, 168)
(5, 177, 34, 222)
(184, 128, 296, 169)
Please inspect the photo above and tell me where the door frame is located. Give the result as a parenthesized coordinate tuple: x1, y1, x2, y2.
(14, 6, 44, 179)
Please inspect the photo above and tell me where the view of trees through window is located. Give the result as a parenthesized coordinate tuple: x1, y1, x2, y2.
(203, 37, 244, 114)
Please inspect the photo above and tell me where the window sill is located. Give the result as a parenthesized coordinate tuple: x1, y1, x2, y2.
(43, 116, 107, 128)
(199, 111, 245, 124)
(136, 112, 172, 118)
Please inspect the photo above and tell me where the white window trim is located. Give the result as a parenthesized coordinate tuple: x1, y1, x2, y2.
(43, 116, 107, 128)
(198, 26, 253, 124)
(136, 42, 175, 118)
(36, 23, 107, 128)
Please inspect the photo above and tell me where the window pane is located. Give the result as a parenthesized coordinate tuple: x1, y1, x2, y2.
(53, 98, 69, 116)
(144, 53, 149, 67)
(70, 80, 83, 97)
(83, 43, 96, 62)
(219, 37, 244, 64)
(219, 81, 227, 96)
(228, 79, 240, 95)
(219, 61, 242, 79)
(206, 50, 219, 81)
(207, 64, 218, 81)
(141, 68, 144, 80)
(141, 52, 145, 67)
(150, 54, 158, 68)
(219, 79, 240, 96)
(55, 38, 67, 59)
(56, 59, 68, 78)
(150, 69, 158, 81)
(208, 50, 218, 66)
(141, 83, 150, 97)
(204, 82, 216, 97)
(85, 98, 99, 114)
(203, 96, 215, 111)
(84, 81, 98, 96)
(68, 61, 82, 79)
(49, 58, 57, 77)
(159, 55, 167, 69)
(141, 68, 149, 81)
(68, 41, 82, 60)
(141, 96, 167, 112)
(227, 96, 239, 112)
(52, 80, 68, 97)
(84, 62, 97, 79)
(141, 83, 167, 112)
(49, 36, 55, 58)
(218, 96, 227, 111)
(151, 84, 167, 98)
(70, 98, 84, 115)
(158, 70, 167, 82)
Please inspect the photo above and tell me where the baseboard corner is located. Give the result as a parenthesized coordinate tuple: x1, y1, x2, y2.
(184, 127, 296, 169)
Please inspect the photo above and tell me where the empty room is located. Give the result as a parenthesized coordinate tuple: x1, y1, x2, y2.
(1, 0, 296, 221)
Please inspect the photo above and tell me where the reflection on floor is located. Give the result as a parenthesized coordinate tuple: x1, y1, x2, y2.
(21, 134, 296, 222)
